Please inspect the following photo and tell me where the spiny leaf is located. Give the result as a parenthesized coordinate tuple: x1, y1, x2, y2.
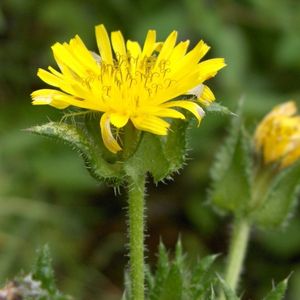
(190, 255, 219, 299)
(263, 277, 289, 300)
(26, 121, 124, 185)
(145, 265, 155, 294)
(146, 240, 219, 300)
(148, 242, 170, 300)
(122, 271, 131, 300)
(217, 275, 240, 300)
(206, 102, 237, 116)
(31, 245, 71, 299)
(33, 245, 56, 295)
(159, 264, 183, 300)
(175, 238, 185, 267)
(209, 100, 242, 184)
(208, 286, 217, 300)
(209, 103, 252, 215)
(251, 162, 300, 229)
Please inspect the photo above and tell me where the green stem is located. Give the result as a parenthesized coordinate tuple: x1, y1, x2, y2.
(127, 175, 146, 300)
(221, 218, 251, 299)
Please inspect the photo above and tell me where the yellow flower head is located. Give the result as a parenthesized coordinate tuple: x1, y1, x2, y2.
(254, 101, 300, 168)
(31, 24, 225, 153)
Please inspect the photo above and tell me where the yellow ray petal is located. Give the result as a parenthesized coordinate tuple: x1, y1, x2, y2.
(169, 40, 190, 64)
(198, 84, 216, 106)
(163, 100, 205, 124)
(142, 30, 156, 57)
(31, 89, 70, 109)
(111, 31, 127, 59)
(51, 42, 87, 77)
(100, 113, 122, 153)
(95, 24, 113, 64)
(68, 35, 99, 72)
(195, 40, 210, 61)
(197, 58, 226, 81)
(37, 68, 61, 87)
(169, 40, 210, 79)
(31, 89, 100, 111)
(146, 108, 185, 119)
(110, 113, 129, 128)
(155, 31, 177, 67)
(126, 40, 142, 58)
(131, 115, 170, 135)
(48, 66, 64, 78)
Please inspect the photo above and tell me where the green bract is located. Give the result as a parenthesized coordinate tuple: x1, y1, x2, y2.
(209, 102, 300, 229)
(27, 113, 191, 186)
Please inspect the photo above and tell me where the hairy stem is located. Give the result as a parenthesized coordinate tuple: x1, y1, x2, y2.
(221, 218, 251, 299)
(127, 175, 146, 300)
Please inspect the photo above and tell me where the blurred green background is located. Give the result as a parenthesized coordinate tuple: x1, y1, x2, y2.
(1, 0, 300, 299)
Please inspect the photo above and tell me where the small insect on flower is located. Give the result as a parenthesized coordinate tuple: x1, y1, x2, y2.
(32, 24, 226, 153)
(254, 101, 300, 168)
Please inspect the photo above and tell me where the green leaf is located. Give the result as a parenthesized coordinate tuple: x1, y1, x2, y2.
(190, 255, 219, 298)
(174, 238, 185, 268)
(145, 264, 155, 295)
(159, 264, 183, 300)
(32, 245, 71, 299)
(33, 245, 56, 295)
(209, 103, 252, 215)
(206, 103, 237, 116)
(251, 163, 300, 229)
(26, 119, 125, 186)
(217, 275, 240, 300)
(263, 277, 289, 300)
(148, 242, 170, 300)
(208, 286, 217, 300)
(123, 271, 131, 300)
(146, 240, 218, 300)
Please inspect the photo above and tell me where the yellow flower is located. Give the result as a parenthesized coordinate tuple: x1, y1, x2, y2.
(31, 24, 225, 153)
(254, 101, 300, 168)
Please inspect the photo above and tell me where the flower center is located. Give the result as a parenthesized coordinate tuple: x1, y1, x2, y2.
(95, 55, 176, 99)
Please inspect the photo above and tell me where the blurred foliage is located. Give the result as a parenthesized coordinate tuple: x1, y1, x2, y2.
(124, 240, 289, 300)
(0, 245, 71, 299)
(125, 240, 219, 300)
(1, 0, 300, 299)
(209, 101, 300, 229)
